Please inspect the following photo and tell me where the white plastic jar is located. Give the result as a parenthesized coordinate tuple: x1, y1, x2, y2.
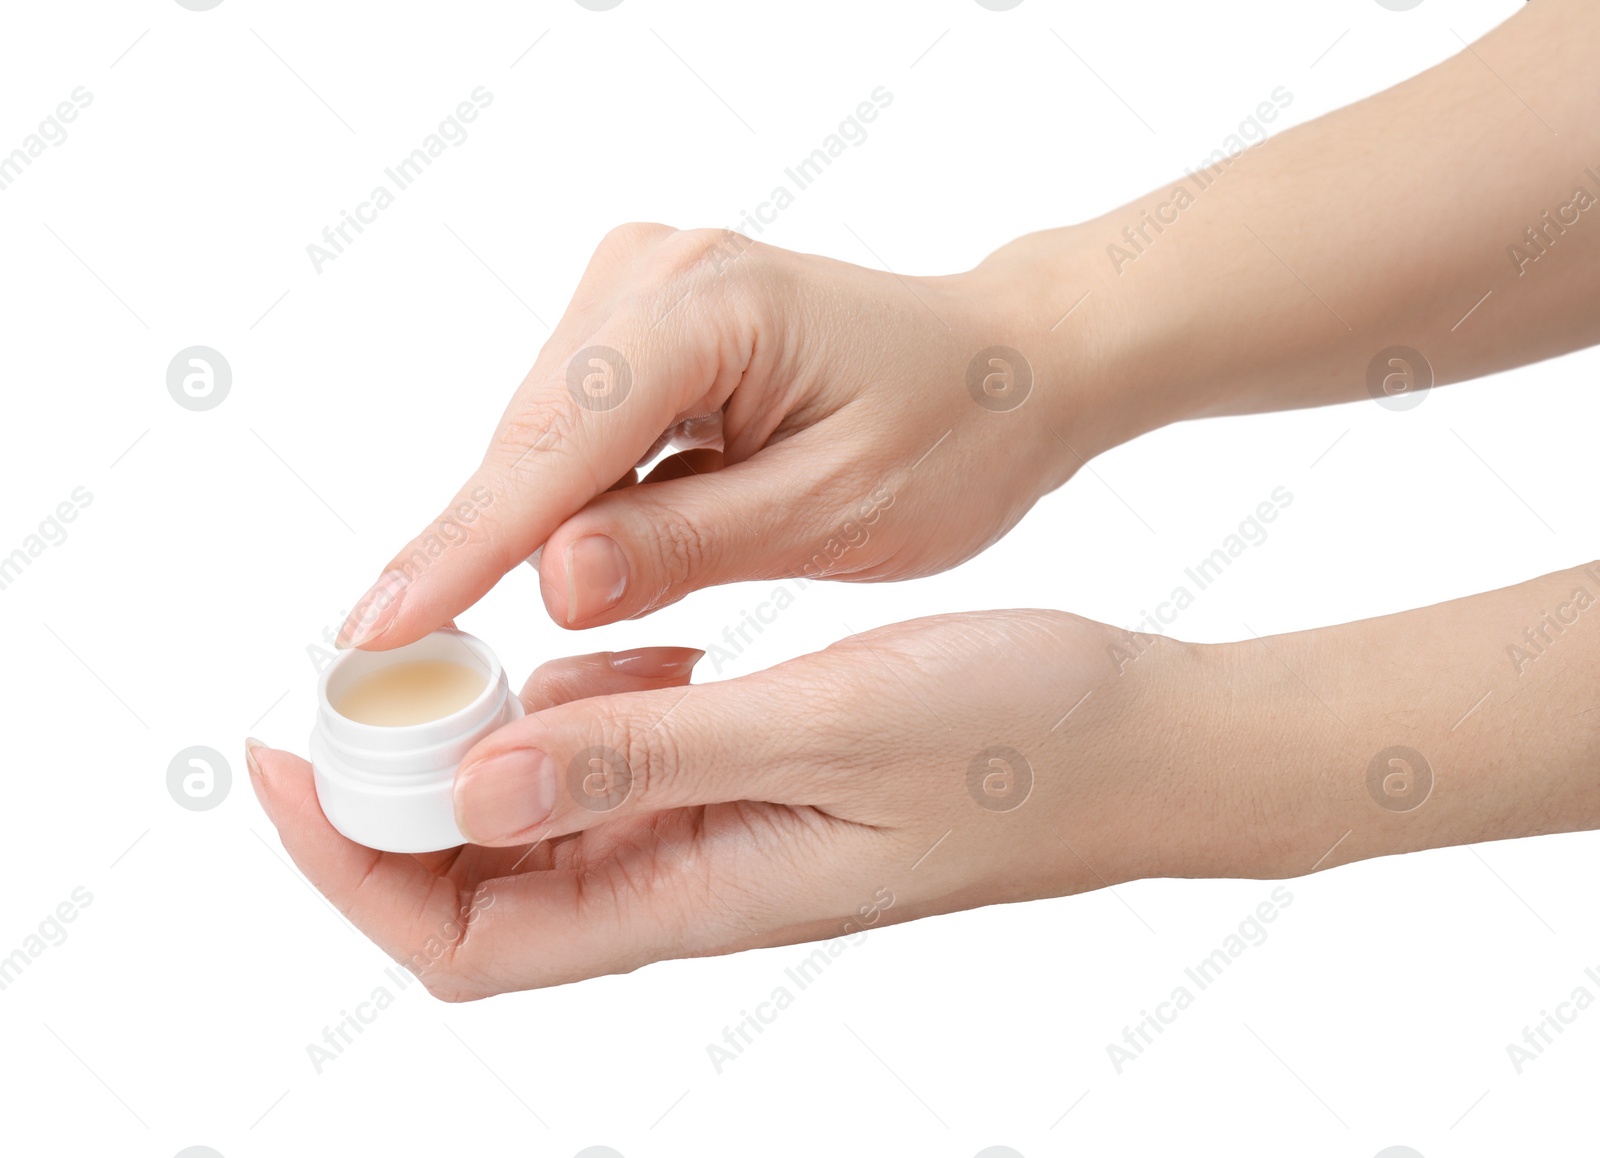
(311, 628, 523, 853)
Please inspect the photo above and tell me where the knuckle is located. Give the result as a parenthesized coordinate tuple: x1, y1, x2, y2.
(648, 502, 716, 591)
(744, 665, 859, 777)
(597, 704, 683, 811)
(654, 226, 722, 271)
(415, 963, 487, 1003)
(648, 227, 756, 289)
(490, 393, 588, 478)
(577, 222, 676, 305)
(596, 220, 673, 258)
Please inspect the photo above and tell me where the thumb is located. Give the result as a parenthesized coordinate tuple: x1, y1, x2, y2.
(452, 670, 810, 846)
(538, 436, 879, 627)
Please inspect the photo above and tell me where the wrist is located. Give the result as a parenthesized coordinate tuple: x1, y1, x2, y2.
(960, 224, 1197, 480)
(1059, 623, 1406, 887)
(1180, 622, 1477, 882)
(1103, 633, 1319, 883)
(1030, 625, 1277, 889)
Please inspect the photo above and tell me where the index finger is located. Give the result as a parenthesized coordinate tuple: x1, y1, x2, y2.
(337, 227, 758, 651)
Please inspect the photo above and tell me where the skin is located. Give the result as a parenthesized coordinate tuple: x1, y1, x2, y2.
(253, 0, 1600, 998)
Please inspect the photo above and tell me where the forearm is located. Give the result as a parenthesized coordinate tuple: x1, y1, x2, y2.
(974, 0, 1600, 459)
(1200, 561, 1600, 879)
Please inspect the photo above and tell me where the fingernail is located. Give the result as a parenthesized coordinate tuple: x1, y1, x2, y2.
(244, 737, 267, 780)
(608, 646, 705, 679)
(455, 750, 558, 844)
(336, 569, 410, 648)
(563, 535, 627, 625)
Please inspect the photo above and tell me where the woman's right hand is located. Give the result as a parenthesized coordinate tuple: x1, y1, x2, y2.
(337, 222, 1108, 649)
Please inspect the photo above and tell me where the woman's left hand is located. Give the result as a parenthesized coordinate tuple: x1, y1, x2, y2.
(250, 609, 1233, 999)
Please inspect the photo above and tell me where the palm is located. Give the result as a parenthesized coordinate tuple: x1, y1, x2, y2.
(411, 799, 820, 906)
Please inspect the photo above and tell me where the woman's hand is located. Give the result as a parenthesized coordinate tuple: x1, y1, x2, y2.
(253, 610, 1234, 999)
(336, 224, 1106, 649)
(256, 561, 1600, 998)
(333, 2, 1600, 654)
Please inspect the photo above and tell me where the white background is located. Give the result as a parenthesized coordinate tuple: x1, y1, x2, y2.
(1, 0, 1595, 1155)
